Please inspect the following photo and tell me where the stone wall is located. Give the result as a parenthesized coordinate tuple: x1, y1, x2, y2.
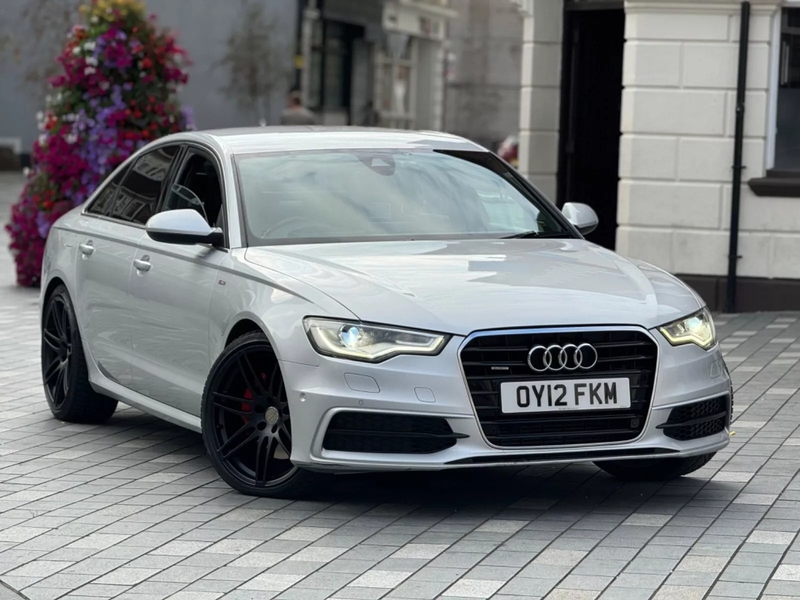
(515, 0, 800, 287)
(616, 0, 791, 282)
(445, 0, 523, 149)
(517, 0, 563, 199)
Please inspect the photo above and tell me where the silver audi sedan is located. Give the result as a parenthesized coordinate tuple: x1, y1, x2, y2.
(40, 128, 732, 497)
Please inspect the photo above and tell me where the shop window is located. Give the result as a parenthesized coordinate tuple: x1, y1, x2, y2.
(776, 8, 800, 171)
(378, 36, 417, 129)
(750, 7, 800, 197)
(323, 22, 347, 108)
(307, 20, 323, 108)
(307, 20, 360, 115)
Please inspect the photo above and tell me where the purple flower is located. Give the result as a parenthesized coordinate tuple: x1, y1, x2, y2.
(180, 106, 195, 130)
(36, 211, 51, 238)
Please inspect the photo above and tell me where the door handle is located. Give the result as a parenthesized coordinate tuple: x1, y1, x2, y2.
(133, 257, 151, 272)
(78, 242, 94, 256)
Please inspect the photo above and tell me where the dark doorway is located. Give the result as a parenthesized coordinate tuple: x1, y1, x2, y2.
(557, 4, 625, 250)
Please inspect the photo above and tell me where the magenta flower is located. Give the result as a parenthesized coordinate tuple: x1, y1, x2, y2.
(6, 1, 193, 287)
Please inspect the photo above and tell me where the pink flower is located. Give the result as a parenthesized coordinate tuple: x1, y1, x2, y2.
(7, 12, 193, 287)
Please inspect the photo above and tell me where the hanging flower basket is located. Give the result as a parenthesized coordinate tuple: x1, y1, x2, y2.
(6, 0, 194, 287)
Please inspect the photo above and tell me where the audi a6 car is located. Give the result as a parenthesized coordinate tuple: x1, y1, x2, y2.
(40, 128, 732, 497)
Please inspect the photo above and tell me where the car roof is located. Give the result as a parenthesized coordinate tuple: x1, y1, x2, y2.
(158, 127, 487, 155)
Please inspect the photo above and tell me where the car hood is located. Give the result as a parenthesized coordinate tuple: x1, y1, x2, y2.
(244, 239, 702, 335)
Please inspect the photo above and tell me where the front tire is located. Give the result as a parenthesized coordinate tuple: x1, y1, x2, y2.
(201, 332, 320, 498)
(595, 453, 715, 481)
(41, 285, 118, 424)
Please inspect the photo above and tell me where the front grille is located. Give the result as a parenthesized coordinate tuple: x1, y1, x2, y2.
(322, 412, 464, 454)
(660, 396, 730, 442)
(460, 329, 658, 447)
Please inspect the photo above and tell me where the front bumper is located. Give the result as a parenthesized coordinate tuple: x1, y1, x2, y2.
(282, 327, 731, 472)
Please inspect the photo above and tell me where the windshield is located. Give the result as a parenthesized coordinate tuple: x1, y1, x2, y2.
(235, 149, 568, 246)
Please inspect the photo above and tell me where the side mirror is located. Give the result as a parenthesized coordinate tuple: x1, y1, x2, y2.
(145, 209, 224, 246)
(562, 202, 599, 236)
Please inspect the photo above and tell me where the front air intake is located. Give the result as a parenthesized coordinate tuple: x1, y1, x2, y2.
(322, 412, 465, 454)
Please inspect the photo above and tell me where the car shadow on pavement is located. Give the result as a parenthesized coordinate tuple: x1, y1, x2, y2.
(106, 407, 738, 517)
(319, 465, 735, 514)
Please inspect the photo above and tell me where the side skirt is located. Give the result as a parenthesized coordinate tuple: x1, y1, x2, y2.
(91, 377, 202, 433)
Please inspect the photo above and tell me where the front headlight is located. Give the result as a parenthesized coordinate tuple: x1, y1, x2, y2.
(658, 307, 716, 350)
(304, 318, 450, 363)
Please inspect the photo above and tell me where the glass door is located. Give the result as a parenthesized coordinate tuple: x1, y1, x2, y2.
(377, 33, 417, 129)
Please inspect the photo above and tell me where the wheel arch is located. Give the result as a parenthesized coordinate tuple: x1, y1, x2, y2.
(41, 275, 73, 324)
(225, 318, 267, 347)
(41, 271, 81, 317)
(40, 273, 95, 374)
(43, 276, 67, 308)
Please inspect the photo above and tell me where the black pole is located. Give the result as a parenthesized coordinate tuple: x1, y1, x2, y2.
(725, 1, 750, 313)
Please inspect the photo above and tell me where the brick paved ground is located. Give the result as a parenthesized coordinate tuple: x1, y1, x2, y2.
(1, 174, 800, 600)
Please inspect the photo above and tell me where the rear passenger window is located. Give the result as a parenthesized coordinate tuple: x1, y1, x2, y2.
(110, 145, 180, 225)
(86, 166, 128, 216)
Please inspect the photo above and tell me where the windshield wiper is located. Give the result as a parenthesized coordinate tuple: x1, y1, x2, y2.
(502, 231, 572, 240)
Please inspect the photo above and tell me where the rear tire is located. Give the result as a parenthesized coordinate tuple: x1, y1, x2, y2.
(595, 453, 715, 481)
(41, 285, 118, 424)
(201, 331, 323, 498)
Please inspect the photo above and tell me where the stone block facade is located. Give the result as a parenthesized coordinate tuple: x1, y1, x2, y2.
(515, 0, 800, 308)
(518, 0, 563, 200)
(618, 1, 781, 280)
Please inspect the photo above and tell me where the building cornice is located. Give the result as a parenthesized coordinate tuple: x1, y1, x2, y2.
(509, 0, 533, 17)
(512, 0, 780, 17)
(396, 0, 458, 19)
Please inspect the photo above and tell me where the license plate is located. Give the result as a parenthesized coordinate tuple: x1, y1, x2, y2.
(500, 378, 631, 414)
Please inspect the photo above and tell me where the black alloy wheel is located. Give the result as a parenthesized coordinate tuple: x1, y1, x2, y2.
(42, 294, 72, 409)
(41, 285, 118, 423)
(202, 332, 319, 497)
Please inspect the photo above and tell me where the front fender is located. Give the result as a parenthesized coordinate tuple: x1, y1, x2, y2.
(207, 255, 358, 368)
(40, 226, 79, 319)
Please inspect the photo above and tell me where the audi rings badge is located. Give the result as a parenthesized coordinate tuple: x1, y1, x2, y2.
(527, 343, 599, 373)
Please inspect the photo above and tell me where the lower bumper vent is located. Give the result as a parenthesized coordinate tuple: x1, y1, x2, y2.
(660, 396, 730, 442)
(322, 412, 465, 454)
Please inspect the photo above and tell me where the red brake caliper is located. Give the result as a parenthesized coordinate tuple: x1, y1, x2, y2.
(241, 372, 268, 423)
(242, 388, 253, 424)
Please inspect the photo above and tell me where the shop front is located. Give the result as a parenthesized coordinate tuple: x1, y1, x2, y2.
(378, 0, 454, 131)
(299, 0, 383, 126)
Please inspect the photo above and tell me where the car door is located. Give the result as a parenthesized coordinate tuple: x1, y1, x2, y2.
(73, 165, 144, 387)
(128, 145, 228, 416)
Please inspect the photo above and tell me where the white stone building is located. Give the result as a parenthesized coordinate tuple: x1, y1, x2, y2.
(514, 0, 800, 311)
(444, 0, 524, 150)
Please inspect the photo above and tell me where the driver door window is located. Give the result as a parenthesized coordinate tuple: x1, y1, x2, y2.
(162, 149, 224, 229)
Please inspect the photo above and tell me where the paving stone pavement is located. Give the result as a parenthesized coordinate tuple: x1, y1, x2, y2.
(2, 173, 800, 599)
